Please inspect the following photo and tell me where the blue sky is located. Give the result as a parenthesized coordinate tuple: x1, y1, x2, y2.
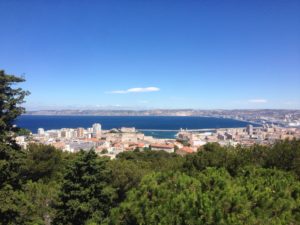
(1, 0, 299, 110)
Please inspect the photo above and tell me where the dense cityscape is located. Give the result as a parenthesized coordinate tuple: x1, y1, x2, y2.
(16, 122, 300, 159)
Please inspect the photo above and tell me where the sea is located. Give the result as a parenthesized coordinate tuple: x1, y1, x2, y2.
(16, 115, 258, 139)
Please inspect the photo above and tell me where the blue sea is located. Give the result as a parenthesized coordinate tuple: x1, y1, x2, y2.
(16, 115, 258, 139)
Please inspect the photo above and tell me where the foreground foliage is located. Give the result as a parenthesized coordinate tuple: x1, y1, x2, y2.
(2, 140, 298, 224)
(108, 167, 300, 225)
(53, 150, 115, 225)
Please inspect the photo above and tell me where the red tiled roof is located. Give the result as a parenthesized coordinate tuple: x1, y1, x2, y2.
(181, 146, 193, 153)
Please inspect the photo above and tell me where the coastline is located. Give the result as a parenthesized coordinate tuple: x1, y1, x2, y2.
(16, 115, 259, 139)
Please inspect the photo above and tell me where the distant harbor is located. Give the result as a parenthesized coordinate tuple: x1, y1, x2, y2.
(16, 115, 258, 139)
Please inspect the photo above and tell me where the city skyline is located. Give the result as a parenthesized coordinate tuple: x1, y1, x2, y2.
(1, 0, 299, 110)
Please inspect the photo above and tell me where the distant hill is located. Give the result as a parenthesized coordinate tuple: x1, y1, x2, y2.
(25, 109, 300, 116)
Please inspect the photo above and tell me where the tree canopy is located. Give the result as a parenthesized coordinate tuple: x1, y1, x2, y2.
(108, 167, 300, 225)
(0, 70, 29, 145)
(53, 150, 115, 225)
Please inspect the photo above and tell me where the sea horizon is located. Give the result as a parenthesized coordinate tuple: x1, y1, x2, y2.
(16, 115, 259, 139)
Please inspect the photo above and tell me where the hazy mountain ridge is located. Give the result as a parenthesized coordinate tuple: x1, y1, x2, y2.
(25, 109, 300, 116)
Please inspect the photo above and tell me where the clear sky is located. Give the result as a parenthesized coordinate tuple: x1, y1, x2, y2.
(1, 0, 299, 110)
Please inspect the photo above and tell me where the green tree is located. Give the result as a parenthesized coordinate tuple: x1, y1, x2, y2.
(265, 139, 300, 175)
(108, 159, 148, 203)
(0, 70, 30, 224)
(183, 143, 270, 176)
(108, 171, 209, 225)
(235, 166, 300, 224)
(0, 70, 29, 187)
(0, 70, 30, 145)
(0, 184, 33, 225)
(53, 150, 116, 225)
(22, 144, 66, 182)
(116, 150, 184, 172)
(23, 180, 60, 224)
(183, 143, 232, 173)
(108, 167, 300, 225)
(101, 149, 108, 154)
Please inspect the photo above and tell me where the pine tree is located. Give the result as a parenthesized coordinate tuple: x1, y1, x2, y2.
(0, 70, 30, 145)
(53, 150, 115, 225)
(0, 70, 30, 224)
(0, 70, 30, 187)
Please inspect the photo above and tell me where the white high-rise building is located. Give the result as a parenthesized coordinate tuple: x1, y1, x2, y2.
(92, 123, 101, 138)
(38, 128, 45, 136)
